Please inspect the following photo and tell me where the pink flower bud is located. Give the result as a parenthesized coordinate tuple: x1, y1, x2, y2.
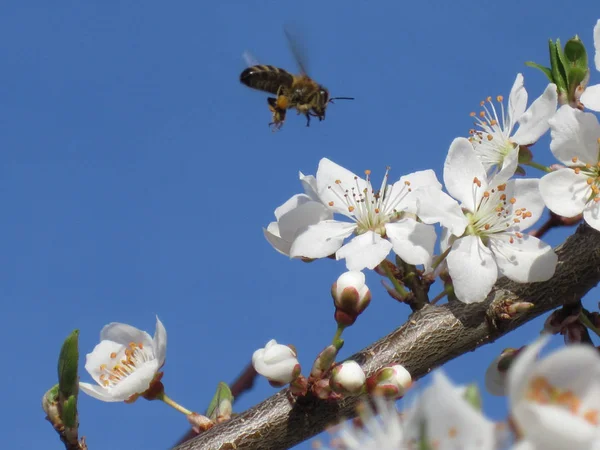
(330, 360, 366, 395)
(331, 271, 371, 326)
(366, 364, 412, 399)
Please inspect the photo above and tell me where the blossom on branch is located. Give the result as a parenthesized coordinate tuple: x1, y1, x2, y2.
(289, 158, 439, 271)
(79, 316, 167, 402)
(252, 339, 301, 386)
(539, 105, 600, 231)
(417, 138, 557, 303)
(580, 19, 600, 111)
(469, 73, 557, 173)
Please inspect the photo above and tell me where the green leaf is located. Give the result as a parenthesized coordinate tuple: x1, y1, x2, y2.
(555, 38, 570, 83)
(62, 395, 78, 428)
(549, 40, 568, 92)
(205, 382, 234, 420)
(568, 66, 588, 94)
(525, 61, 554, 83)
(463, 383, 482, 411)
(564, 36, 588, 70)
(58, 330, 79, 398)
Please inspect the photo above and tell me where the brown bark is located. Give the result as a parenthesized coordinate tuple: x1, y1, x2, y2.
(174, 223, 600, 450)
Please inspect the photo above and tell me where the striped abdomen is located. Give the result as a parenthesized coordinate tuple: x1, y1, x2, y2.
(240, 65, 294, 95)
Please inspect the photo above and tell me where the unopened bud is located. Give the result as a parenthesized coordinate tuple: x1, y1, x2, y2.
(252, 339, 301, 386)
(330, 360, 366, 395)
(366, 364, 412, 399)
(506, 302, 534, 316)
(332, 271, 371, 326)
(310, 345, 338, 379)
(312, 378, 333, 399)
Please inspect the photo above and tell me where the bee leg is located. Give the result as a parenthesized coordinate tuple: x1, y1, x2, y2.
(305, 113, 311, 127)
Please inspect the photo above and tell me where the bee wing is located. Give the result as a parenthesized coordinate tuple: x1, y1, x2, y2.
(242, 50, 260, 67)
(284, 25, 310, 77)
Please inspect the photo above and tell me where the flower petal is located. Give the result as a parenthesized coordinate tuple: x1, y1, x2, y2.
(507, 336, 550, 410)
(505, 179, 546, 231)
(100, 322, 153, 349)
(299, 172, 319, 201)
(490, 146, 519, 187)
(153, 316, 167, 368)
(336, 231, 393, 271)
(104, 360, 160, 401)
(289, 220, 354, 259)
(549, 105, 600, 165)
(583, 202, 600, 232)
(79, 382, 121, 402)
(539, 169, 589, 217)
(447, 235, 497, 303)
(581, 84, 600, 113)
(443, 138, 487, 211)
(263, 223, 292, 255)
(394, 169, 442, 213)
(508, 74, 528, 128)
(278, 201, 333, 243)
(484, 355, 507, 396)
(512, 83, 557, 145)
(316, 158, 367, 218)
(415, 186, 468, 237)
(84, 340, 125, 385)
(273, 193, 313, 221)
(385, 219, 436, 266)
(594, 19, 600, 72)
(490, 234, 557, 283)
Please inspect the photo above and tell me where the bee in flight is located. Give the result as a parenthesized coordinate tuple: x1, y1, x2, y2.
(239, 30, 354, 131)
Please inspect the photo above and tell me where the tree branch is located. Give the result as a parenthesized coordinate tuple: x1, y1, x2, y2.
(174, 223, 600, 450)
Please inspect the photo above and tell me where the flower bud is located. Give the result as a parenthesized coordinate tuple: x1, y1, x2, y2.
(310, 345, 338, 379)
(332, 271, 371, 326)
(484, 347, 520, 396)
(330, 360, 366, 395)
(366, 364, 412, 399)
(252, 339, 301, 386)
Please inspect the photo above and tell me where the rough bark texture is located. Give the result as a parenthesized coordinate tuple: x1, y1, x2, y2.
(174, 223, 600, 450)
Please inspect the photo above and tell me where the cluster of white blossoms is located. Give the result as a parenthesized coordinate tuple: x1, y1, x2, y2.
(325, 336, 600, 450)
(264, 20, 600, 305)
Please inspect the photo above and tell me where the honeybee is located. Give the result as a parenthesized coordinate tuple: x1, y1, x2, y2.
(240, 30, 353, 131)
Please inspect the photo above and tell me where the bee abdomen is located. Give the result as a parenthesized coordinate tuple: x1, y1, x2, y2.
(240, 65, 294, 95)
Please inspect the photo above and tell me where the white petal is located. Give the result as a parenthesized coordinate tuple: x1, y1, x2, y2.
(394, 169, 442, 213)
(512, 83, 557, 145)
(507, 336, 550, 410)
(79, 382, 120, 402)
(490, 234, 557, 283)
(100, 322, 153, 349)
(273, 193, 312, 221)
(490, 146, 519, 187)
(415, 186, 468, 237)
(316, 158, 367, 217)
(447, 235, 497, 303)
(508, 74, 528, 124)
(581, 84, 600, 112)
(278, 201, 333, 242)
(539, 169, 589, 217)
(153, 316, 167, 368)
(443, 138, 487, 211)
(104, 360, 160, 401)
(385, 219, 436, 266)
(84, 340, 125, 385)
(299, 172, 319, 201)
(549, 106, 600, 165)
(336, 231, 393, 271)
(263, 223, 292, 256)
(484, 355, 507, 396)
(584, 202, 600, 232)
(507, 179, 546, 231)
(289, 220, 354, 259)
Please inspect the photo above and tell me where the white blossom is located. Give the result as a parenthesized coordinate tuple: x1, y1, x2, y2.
(330, 360, 366, 394)
(252, 339, 300, 385)
(469, 73, 557, 173)
(417, 138, 557, 303)
(290, 158, 439, 271)
(539, 105, 600, 231)
(79, 316, 167, 402)
(580, 20, 600, 111)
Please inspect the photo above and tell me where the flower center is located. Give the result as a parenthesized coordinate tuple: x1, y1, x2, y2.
(97, 342, 150, 388)
(526, 376, 599, 426)
(568, 146, 600, 204)
(466, 177, 532, 243)
(468, 95, 518, 169)
(326, 168, 412, 235)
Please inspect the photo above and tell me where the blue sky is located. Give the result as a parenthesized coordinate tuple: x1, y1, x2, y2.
(2, 2, 598, 449)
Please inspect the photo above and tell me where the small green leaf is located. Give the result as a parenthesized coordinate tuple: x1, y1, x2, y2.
(555, 38, 570, 83)
(463, 383, 482, 411)
(549, 40, 568, 92)
(567, 66, 588, 94)
(564, 36, 588, 70)
(62, 395, 78, 428)
(58, 330, 79, 398)
(205, 382, 234, 420)
(525, 61, 553, 83)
